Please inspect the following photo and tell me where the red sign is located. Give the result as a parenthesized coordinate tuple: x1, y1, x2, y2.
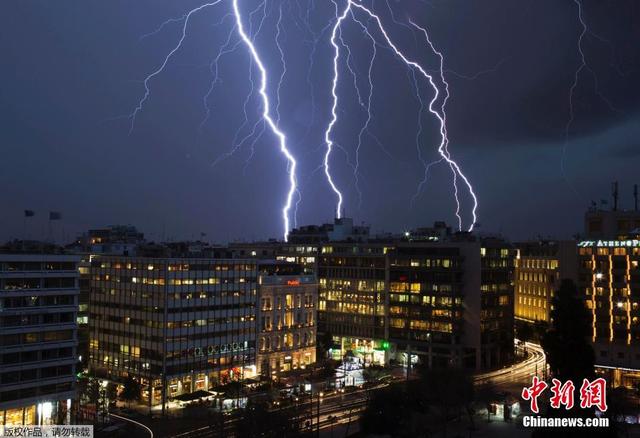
(522, 377, 608, 413)
(287, 280, 300, 286)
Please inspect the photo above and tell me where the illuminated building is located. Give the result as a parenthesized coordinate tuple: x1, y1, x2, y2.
(0, 252, 80, 425)
(317, 242, 388, 365)
(233, 220, 514, 370)
(514, 241, 577, 324)
(578, 238, 640, 387)
(67, 225, 148, 371)
(314, 224, 514, 370)
(256, 263, 317, 377)
(88, 256, 258, 411)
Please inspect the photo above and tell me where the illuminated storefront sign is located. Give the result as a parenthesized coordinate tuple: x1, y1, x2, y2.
(578, 240, 640, 248)
(287, 280, 300, 286)
(183, 341, 250, 358)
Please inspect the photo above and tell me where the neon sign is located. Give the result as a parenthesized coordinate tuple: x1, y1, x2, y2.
(578, 240, 640, 248)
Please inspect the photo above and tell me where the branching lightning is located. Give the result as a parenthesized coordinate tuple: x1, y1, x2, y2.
(562, 0, 620, 191)
(129, 0, 298, 241)
(231, 0, 298, 240)
(323, 1, 478, 230)
(128, 1, 223, 134)
(129, 0, 482, 238)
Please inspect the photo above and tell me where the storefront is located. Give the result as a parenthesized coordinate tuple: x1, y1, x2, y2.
(332, 337, 388, 366)
(1, 400, 70, 426)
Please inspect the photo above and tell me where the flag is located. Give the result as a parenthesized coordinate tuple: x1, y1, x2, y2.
(24, 210, 34, 217)
(49, 211, 61, 220)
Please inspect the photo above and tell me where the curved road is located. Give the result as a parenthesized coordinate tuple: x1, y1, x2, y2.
(109, 412, 154, 438)
(475, 341, 546, 390)
(166, 341, 546, 437)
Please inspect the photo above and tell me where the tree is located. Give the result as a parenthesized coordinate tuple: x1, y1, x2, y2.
(534, 279, 616, 438)
(419, 366, 475, 437)
(516, 320, 533, 344)
(120, 376, 141, 407)
(541, 279, 595, 384)
(361, 366, 475, 438)
(362, 364, 388, 385)
(235, 401, 302, 437)
(317, 331, 335, 361)
(317, 359, 339, 380)
(360, 384, 421, 437)
(105, 383, 118, 408)
(77, 376, 106, 423)
(362, 365, 390, 402)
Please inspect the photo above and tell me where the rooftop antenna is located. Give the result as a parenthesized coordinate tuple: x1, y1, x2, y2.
(612, 181, 619, 211)
(634, 184, 638, 211)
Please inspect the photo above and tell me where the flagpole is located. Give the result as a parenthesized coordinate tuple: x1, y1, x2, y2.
(22, 215, 26, 252)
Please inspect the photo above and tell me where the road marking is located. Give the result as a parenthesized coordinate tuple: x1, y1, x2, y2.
(109, 412, 153, 438)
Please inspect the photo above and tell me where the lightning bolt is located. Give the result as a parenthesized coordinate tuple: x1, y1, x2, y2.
(128, 1, 223, 134)
(231, 0, 298, 240)
(350, 12, 376, 211)
(324, 0, 351, 219)
(129, 0, 298, 241)
(409, 19, 466, 230)
(562, 0, 620, 191)
(129, 0, 482, 238)
(323, 1, 478, 230)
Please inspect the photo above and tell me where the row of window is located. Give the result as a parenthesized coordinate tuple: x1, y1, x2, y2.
(258, 331, 315, 351)
(0, 330, 74, 347)
(0, 262, 76, 272)
(1, 295, 76, 309)
(1, 278, 76, 290)
(0, 312, 74, 327)
(94, 261, 256, 272)
(0, 365, 73, 385)
(0, 347, 74, 365)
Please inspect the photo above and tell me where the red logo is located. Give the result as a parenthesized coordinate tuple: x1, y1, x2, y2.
(549, 378, 575, 410)
(522, 377, 608, 413)
(521, 376, 548, 413)
(579, 378, 608, 412)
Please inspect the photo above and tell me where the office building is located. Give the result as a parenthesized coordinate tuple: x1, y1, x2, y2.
(256, 263, 317, 377)
(584, 183, 640, 239)
(88, 256, 258, 410)
(514, 240, 577, 324)
(284, 219, 515, 370)
(0, 252, 80, 425)
(578, 237, 640, 387)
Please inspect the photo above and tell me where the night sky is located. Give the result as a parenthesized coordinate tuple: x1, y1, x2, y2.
(1, 0, 639, 243)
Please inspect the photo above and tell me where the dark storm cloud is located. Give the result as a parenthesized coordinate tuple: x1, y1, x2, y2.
(0, 0, 638, 244)
(405, 0, 640, 147)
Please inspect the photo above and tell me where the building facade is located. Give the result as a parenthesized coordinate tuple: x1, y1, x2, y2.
(315, 230, 514, 370)
(514, 240, 577, 324)
(89, 257, 257, 409)
(0, 253, 79, 425)
(256, 266, 317, 377)
(318, 242, 388, 365)
(585, 208, 640, 240)
(578, 238, 640, 387)
(231, 220, 515, 371)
